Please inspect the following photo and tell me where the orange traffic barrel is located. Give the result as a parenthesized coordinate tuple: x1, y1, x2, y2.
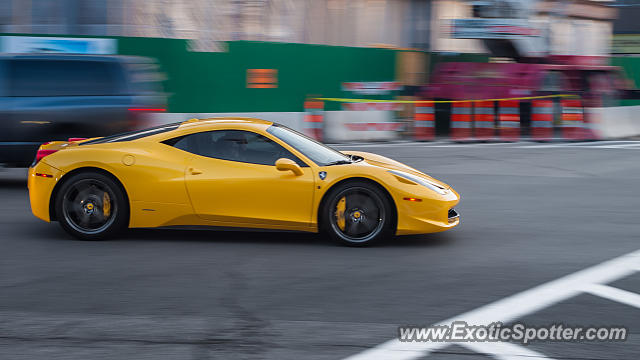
(414, 101, 435, 141)
(531, 100, 554, 142)
(498, 100, 520, 142)
(451, 102, 472, 142)
(561, 99, 585, 141)
(473, 101, 495, 141)
(303, 99, 324, 141)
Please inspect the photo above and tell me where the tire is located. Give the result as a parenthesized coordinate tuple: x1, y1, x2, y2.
(320, 180, 395, 246)
(55, 171, 128, 240)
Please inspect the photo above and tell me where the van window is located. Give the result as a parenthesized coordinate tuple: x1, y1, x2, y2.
(8, 59, 122, 97)
(123, 60, 165, 95)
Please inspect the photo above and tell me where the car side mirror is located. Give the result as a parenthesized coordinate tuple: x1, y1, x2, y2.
(275, 158, 303, 176)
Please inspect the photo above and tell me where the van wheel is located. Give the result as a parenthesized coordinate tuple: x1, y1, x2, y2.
(55, 172, 128, 240)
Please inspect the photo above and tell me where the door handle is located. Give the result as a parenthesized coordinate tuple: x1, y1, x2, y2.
(188, 167, 203, 175)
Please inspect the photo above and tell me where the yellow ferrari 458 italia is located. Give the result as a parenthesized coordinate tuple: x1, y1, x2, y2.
(28, 118, 460, 245)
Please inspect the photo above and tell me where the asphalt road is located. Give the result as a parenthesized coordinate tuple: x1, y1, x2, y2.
(1, 141, 639, 360)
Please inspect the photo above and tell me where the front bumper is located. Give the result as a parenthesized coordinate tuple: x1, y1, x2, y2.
(394, 188, 460, 236)
(448, 208, 460, 224)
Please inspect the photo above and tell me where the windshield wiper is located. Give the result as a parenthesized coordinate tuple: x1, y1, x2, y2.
(325, 159, 352, 166)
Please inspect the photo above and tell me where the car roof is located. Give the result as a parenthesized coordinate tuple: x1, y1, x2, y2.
(177, 117, 274, 130)
(78, 117, 276, 146)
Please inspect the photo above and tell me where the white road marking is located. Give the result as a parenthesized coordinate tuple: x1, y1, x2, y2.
(583, 284, 640, 309)
(343, 249, 640, 360)
(342, 142, 527, 149)
(556, 140, 640, 146)
(334, 140, 640, 150)
(516, 142, 627, 149)
(590, 143, 640, 149)
(461, 341, 553, 360)
(411, 144, 493, 148)
(518, 144, 572, 149)
(332, 141, 451, 148)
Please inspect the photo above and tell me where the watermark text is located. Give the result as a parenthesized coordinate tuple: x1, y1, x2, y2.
(398, 321, 627, 345)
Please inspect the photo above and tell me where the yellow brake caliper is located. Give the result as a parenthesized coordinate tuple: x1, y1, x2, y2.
(103, 192, 111, 218)
(336, 196, 346, 231)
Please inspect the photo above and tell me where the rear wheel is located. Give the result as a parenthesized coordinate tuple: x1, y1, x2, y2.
(321, 181, 395, 246)
(55, 172, 128, 240)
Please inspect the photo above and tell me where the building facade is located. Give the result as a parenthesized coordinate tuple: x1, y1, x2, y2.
(611, 0, 640, 55)
(0, 0, 617, 56)
(0, 0, 433, 51)
(431, 0, 616, 57)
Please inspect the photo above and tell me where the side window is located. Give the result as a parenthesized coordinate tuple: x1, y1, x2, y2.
(172, 130, 308, 167)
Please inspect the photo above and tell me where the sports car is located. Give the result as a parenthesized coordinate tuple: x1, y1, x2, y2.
(28, 118, 460, 245)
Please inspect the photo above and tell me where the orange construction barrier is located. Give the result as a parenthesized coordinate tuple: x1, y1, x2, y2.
(303, 99, 324, 141)
(451, 102, 472, 141)
(498, 100, 520, 142)
(531, 100, 554, 141)
(561, 99, 585, 141)
(473, 101, 495, 141)
(414, 102, 435, 141)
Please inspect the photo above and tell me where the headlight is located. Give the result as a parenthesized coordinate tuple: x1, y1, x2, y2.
(388, 170, 448, 195)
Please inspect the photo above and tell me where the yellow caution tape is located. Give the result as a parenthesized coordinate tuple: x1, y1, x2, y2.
(313, 94, 580, 104)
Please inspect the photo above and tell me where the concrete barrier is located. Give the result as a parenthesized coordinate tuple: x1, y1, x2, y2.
(588, 106, 640, 139)
(323, 110, 400, 143)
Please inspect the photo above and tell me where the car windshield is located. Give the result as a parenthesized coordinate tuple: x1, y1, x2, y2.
(267, 124, 351, 166)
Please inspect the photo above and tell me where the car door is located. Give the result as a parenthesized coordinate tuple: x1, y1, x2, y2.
(176, 129, 316, 230)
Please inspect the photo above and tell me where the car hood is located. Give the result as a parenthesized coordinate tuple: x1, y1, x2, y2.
(341, 150, 451, 189)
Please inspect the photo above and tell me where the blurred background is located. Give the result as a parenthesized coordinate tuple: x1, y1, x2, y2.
(2, 0, 640, 166)
(2, 2, 640, 360)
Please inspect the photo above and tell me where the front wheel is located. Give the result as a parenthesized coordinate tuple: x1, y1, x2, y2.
(320, 181, 395, 246)
(55, 172, 128, 240)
